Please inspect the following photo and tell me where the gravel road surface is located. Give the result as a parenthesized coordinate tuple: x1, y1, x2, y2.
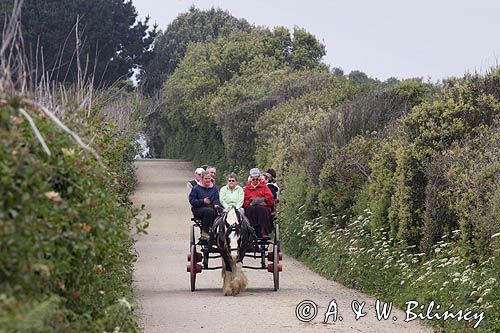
(132, 159, 432, 333)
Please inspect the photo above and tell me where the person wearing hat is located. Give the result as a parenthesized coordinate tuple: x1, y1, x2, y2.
(243, 168, 275, 237)
(189, 170, 221, 240)
(186, 167, 205, 199)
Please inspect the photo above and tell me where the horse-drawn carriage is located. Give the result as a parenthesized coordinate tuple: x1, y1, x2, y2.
(187, 207, 283, 294)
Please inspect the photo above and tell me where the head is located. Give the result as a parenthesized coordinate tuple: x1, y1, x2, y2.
(249, 168, 261, 186)
(201, 170, 212, 187)
(262, 172, 272, 183)
(207, 166, 217, 180)
(226, 172, 238, 190)
(194, 167, 204, 182)
(266, 168, 276, 180)
(225, 207, 240, 261)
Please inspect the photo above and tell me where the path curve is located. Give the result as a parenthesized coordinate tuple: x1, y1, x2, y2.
(132, 159, 432, 332)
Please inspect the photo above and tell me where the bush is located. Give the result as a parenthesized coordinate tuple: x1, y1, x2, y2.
(0, 98, 148, 332)
(317, 136, 374, 225)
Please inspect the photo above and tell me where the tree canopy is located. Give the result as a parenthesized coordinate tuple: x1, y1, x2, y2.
(152, 26, 327, 166)
(138, 6, 252, 95)
(0, 0, 157, 87)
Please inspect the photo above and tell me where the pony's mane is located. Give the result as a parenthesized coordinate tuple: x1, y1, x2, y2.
(226, 207, 239, 225)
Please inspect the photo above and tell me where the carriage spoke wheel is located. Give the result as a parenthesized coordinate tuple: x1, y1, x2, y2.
(189, 225, 197, 291)
(190, 225, 195, 246)
(273, 243, 280, 291)
(190, 243, 196, 292)
(274, 223, 280, 251)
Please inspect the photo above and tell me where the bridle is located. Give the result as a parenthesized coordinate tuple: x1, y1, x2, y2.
(225, 221, 242, 262)
(213, 207, 253, 267)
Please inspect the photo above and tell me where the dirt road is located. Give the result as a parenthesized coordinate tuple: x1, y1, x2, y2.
(132, 159, 432, 332)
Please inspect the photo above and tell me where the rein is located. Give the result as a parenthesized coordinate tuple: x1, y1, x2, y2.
(214, 208, 254, 266)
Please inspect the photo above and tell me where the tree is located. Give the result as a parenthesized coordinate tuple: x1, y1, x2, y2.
(153, 26, 329, 167)
(289, 27, 326, 70)
(138, 6, 252, 95)
(0, 0, 157, 87)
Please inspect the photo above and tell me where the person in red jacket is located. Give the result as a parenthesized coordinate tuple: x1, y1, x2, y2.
(243, 168, 275, 237)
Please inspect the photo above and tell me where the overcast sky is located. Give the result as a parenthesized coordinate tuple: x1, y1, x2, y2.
(133, 0, 499, 81)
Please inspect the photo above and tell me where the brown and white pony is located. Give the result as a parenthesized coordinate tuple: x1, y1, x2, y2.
(212, 207, 254, 296)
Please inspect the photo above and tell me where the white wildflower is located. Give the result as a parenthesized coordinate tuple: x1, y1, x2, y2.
(118, 298, 132, 311)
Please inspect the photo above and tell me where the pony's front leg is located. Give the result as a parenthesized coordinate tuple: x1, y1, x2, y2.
(228, 258, 248, 296)
(221, 253, 235, 296)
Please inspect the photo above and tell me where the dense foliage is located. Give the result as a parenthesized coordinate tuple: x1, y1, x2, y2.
(145, 11, 500, 328)
(148, 25, 327, 171)
(0, 0, 157, 87)
(0, 94, 148, 332)
(275, 70, 499, 331)
(138, 6, 252, 95)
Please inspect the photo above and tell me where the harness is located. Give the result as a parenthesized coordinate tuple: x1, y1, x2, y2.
(212, 208, 256, 264)
(226, 223, 240, 253)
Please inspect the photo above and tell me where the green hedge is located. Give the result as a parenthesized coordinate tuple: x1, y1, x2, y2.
(149, 24, 499, 330)
(0, 98, 148, 332)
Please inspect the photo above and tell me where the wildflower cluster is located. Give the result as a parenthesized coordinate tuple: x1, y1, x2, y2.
(282, 209, 499, 332)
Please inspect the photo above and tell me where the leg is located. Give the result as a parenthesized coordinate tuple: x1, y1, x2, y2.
(245, 205, 271, 237)
(192, 206, 216, 235)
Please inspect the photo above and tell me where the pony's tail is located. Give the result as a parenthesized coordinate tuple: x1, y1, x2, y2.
(222, 260, 248, 296)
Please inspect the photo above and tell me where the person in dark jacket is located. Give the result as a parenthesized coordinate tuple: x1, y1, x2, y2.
(189, 171, 221, 240)
(262, 172, 278, 202)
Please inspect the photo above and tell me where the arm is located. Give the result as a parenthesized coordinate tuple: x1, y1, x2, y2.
(189, 186, 204, 207)
(186, 182, 193, 200)
(212, 186, 221, 207)
(262, 186, 275, 208)
(243, 187, 252, 208)
(235, 186, 244, 209)
(219, 186, 229, 209)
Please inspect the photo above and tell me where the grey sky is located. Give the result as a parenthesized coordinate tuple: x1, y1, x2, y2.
(133, 0, 500, 81)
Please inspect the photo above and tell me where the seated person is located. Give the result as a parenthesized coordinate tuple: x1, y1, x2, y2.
(243, 168, 275, 237)
(189, 171, 221, 240)
(219, 172, 244, 215)
(186, 167, 205, 199)
(207, 166, 217, 187)
(262, 172, 278, 203)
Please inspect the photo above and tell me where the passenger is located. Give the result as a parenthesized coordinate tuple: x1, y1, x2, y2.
(266, 168, 280, 205)
(219, 173, 244, 215)
(262, 171, 280, 219)
(262, 172, 278, 202)
(207, 166, 217, 186)
(243, 168, 275, 237)
(266, 168, 277, 180)
(189, 171, 221, 240)
(186, 167, 205, 199)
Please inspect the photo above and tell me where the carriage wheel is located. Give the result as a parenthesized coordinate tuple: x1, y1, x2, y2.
(190, 225, 196, 246)
(273, 243, 280, 291)
(274, 223, 280, 251)
(190, 243, 196, 292)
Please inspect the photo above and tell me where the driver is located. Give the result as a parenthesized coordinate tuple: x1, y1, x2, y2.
(189, 170, 221, 240)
